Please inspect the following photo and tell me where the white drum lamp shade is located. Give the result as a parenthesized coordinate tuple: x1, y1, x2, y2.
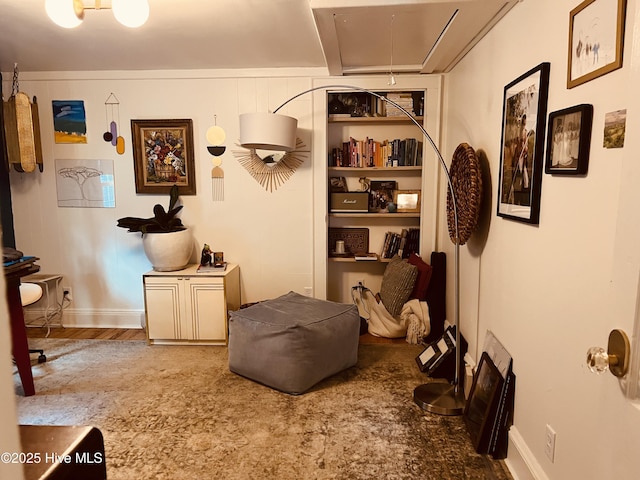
(239, 113, 298, 152)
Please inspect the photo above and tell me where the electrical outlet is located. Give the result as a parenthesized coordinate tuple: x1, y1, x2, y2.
(303, 287, 313, 297)
(63, 286, 72, 302)
(545, 424, 556, 462)
(358, 280, 365, 288)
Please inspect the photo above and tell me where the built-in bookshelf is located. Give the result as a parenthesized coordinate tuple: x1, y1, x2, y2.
(325, 88, 428, 302)
(310, 76, 443, 303)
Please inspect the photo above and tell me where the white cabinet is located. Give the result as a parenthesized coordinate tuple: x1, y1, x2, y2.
(143, 263, 240, 345)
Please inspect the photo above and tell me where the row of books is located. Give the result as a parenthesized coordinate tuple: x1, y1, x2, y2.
(329, 137, 423, 168)
(380, 228, 420, 259)
(385, 92, 416, 117)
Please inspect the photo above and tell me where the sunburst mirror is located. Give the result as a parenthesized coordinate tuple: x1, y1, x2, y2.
(233, 138, 309, 192)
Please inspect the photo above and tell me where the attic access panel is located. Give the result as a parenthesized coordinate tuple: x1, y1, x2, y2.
(311, 0, 520, 75)
(332, 7, 456, 69)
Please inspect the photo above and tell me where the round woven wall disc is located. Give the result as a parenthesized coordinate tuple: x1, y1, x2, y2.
(206, 126, 226, 145)
(447, 143, 482, 245)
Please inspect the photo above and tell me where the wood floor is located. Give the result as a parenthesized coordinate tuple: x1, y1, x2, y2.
(26, 326, 147, 341)
(26, 326, 406, 344)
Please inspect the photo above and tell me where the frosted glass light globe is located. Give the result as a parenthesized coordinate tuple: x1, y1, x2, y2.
(45, 0, 84, 29)
(112, 0, 150, 28)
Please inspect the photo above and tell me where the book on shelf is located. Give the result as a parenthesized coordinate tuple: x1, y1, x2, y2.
(329, 136, 421, 168)
(380, 228, 419, 259)
(354, 253, 378, 261)
(197, 262, 227, 273)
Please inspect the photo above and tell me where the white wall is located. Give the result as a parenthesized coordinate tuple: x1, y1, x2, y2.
(445, 1, 640, 479)
(4, 71, 317, 327)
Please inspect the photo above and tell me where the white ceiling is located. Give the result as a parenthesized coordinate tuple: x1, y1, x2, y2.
(0, 0, 518, 74)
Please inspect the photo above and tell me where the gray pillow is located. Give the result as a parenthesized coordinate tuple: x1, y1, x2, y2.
(379, 255, 418, 316)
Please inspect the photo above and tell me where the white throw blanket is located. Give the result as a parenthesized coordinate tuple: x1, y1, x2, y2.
(400, 299, 431, 344)
(362, 289, 408, 339)
(360, 290, 430, 343)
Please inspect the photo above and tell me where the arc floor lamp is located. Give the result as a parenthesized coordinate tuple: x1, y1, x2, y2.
(239, 85, 469, 415)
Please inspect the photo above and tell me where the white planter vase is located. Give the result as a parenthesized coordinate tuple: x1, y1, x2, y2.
(142, 229, 194, 272)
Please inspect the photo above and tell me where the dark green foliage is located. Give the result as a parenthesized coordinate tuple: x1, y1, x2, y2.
(117, 185, 186, 234)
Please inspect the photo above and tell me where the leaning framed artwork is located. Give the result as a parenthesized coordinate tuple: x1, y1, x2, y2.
(567, 0, 627, 89)
(463, 352, 504, 454)
(131, 119, 196, 195)
(545, 104, 593, 175)
(497, 62, 550, 225)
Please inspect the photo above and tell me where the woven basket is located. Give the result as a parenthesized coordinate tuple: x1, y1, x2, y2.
(154, 164, 176, 180)
(447, 143, 482, 245)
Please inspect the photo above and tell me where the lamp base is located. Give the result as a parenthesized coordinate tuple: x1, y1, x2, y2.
(413, 382, 465, 416)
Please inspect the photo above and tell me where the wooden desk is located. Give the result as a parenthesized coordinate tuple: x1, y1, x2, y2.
(4, 256, 40, 396)
(20, 425, 106, 480)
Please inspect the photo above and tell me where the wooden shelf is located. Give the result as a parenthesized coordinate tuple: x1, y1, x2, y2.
(329, 166, 422, 173)
(328, 257, 392, 263)
(329, 212, 420, 218)
(329, 115, 424, 124)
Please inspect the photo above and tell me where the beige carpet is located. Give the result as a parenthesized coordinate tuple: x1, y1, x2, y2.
(15, 339, 512, 480)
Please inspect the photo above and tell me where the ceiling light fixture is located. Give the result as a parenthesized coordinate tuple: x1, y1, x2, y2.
(45, 0, 149, 29)
(388, 15, 396, 86)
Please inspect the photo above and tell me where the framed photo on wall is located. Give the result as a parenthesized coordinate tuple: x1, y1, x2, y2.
(567, 0, 627, 89)
(497, 62, 550, 225)
(545, 104, 593, 175)
(131, 119, 196, 195)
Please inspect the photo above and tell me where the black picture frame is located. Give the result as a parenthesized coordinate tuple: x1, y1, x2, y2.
(463, 352, 505, 454)
(545, 104, 593, 175)
(497, 62, 550, 224)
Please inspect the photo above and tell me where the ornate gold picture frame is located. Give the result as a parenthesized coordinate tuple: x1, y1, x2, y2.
(131, 119, 196, 195)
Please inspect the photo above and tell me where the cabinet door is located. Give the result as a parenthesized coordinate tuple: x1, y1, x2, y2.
(144, 280, 183, 340)
(186, 278, 227, 342)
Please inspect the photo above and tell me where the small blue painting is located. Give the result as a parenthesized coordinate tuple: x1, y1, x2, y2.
(52, 100, 87, 144)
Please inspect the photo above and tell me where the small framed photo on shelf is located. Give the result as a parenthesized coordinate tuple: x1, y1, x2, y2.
(329, 176, 348, 193)
(545, 104, 593, 175)
(369, 180, 396, 212)
(394, 190, 421, 213)
(463, 352, 505, 454)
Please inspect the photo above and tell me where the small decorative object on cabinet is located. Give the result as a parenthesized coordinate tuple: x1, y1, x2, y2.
(143, 263, 240, 345)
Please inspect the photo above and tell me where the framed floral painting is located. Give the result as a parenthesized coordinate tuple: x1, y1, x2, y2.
(131, 119, 196, 194)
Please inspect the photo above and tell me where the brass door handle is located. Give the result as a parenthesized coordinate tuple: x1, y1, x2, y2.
(586, 329, 630, 377)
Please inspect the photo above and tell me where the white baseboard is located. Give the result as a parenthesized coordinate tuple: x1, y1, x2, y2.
(505, 426, 549, 480)
(24, 308, 145, 330)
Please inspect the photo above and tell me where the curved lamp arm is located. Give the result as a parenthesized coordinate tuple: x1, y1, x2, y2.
(240, 85, 464, 413)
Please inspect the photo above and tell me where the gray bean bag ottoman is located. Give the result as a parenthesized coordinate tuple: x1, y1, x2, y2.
(228, 291, 360, 394)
